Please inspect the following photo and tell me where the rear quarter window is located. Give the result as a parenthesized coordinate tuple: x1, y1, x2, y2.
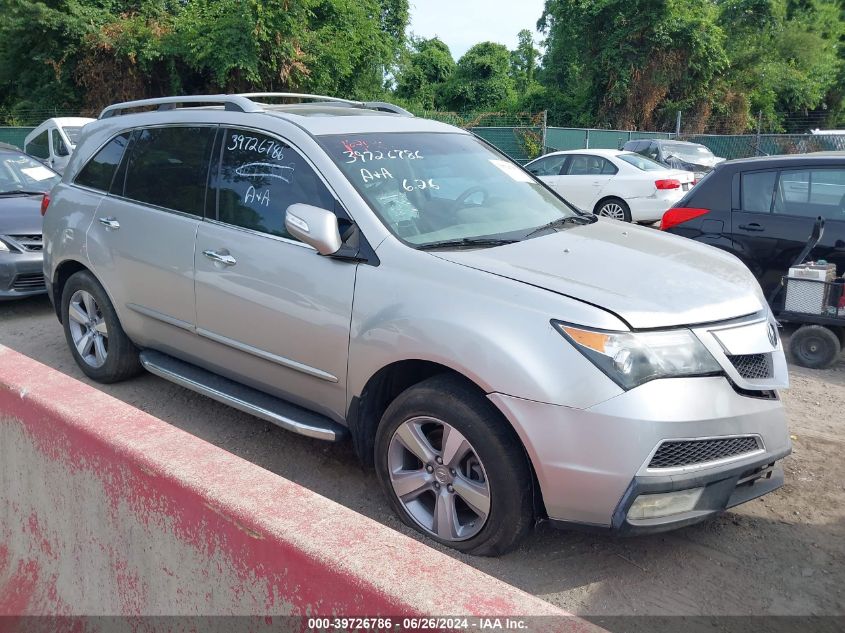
(74, 133, 131, 192)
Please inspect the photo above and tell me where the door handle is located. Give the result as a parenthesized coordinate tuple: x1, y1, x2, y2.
(738, 223, 764, 232)
(98, 217, 120, 230)
(203, 249, 237, 267)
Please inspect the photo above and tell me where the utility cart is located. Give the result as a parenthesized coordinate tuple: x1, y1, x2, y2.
(771, 218, 845, 369)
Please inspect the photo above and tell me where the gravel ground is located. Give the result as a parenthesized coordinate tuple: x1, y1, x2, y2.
(1, 294, 843, 619)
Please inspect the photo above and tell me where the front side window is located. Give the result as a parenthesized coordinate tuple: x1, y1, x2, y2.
(211, 129, 336, 240)
(27, 131, 50, 159)
(74, 133, 130, 192)
(62, 126, 85, 146)
(0, 151, 60, 193)
(123, 126, 216, 216)
(51, 131, 68, 157)
(319, 132, 578, 246)
(527, 154, 566, 176)
(773, 168, 845, 219)
(741, 171, 777, 213)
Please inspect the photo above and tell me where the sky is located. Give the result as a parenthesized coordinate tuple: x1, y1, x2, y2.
(407, 0, 547, 61)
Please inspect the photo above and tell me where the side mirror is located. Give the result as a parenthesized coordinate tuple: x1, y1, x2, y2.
(285, 203, 343, 256)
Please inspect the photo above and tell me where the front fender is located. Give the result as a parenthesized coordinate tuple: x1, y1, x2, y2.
(347, 250, 625, 411)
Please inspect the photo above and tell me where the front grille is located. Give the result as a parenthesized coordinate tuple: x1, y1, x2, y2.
(9, 234, 43, 252)
(728, 353, 773, 380)
(11, 273, 46, 292)
(648, 436, 760, 469)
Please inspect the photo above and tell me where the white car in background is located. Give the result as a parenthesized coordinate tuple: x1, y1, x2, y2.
(525, 149, 695, 223)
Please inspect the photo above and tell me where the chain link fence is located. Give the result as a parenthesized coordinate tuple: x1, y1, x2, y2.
(2, 106, 844, 163)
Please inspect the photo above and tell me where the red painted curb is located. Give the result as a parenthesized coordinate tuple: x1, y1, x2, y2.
(0, 346, 602, 630)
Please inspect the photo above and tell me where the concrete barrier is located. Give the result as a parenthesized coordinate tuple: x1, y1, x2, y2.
(0, 346, 600, 630)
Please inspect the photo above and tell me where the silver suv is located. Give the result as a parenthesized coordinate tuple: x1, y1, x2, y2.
(43, 94, 790, 555)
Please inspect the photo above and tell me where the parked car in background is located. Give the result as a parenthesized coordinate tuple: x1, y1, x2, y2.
(525, 149, 694, 222)
(24, 117, 95, 174)
(660, 153, 845, 301)
(0, 143, 60, 299)
(623, 139, 724, 182)
(44, 94, 790, 555)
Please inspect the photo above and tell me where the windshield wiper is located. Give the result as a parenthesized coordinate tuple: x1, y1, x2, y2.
(524, 214, 597, 238)
(0, 190, 46, 197)
(417, 237, 519, 251)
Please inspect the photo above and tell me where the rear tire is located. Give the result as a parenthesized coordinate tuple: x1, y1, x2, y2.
(595, 197, 632, 222)
(374, 374, 533, 556)
(61, 270, 142, 383)
(789, 325, 841, 369)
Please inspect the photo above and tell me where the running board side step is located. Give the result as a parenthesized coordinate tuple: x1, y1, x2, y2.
(139, 350, 348, 442)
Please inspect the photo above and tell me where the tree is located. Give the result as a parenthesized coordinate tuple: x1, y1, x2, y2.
(509, 29, 540, 94)
(440, 42, 515, 111)
(394, 37, 455, 109)
(538, 0, 728, 129)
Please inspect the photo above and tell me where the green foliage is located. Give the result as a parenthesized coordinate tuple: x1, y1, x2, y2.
(509, 29, 540, 93)
(439, 42, 515, 111)
(394, 37, 455, 109)
(0, 0, 409, 120)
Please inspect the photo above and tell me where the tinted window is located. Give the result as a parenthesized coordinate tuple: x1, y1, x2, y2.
(565, 155, 617, 175)
(27, 131, 49, 159)
(74, 133, 131, 192)
(124, 127, 215, 216)
(774, 168, 845, 219)
(527, 154, 566, 176)
(741, 171, 776, 213)
(212, 129, 336, 239)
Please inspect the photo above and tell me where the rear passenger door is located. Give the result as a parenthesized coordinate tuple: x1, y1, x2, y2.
(86, 125, 216, 346)
(193, 128, 356, 420)
(557, 154, 617, 211)
(732, 166, 845, 298)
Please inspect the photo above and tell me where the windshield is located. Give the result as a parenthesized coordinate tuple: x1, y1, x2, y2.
(0, 151, 60, 194)
(63, 126, 84, 146)
(319, 132, 578, 246)
(618, 153, 668, 171)
(661, 142, 715, 163)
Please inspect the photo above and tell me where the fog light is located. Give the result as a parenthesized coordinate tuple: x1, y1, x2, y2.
(627, 487, 704, 520)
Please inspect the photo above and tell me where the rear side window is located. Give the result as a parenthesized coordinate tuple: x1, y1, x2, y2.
(27, 131, 49, 159)
(565, 155, 617, 176)
(741, 171, 776, 213)
(124, 126, 216, 216)
(74, 133, 131, 192)
(211, 129, 336, 240)
(773, 168, 845, 219)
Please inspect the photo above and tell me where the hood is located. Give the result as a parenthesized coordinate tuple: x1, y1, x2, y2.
(432, 220, 765, 329)
(0, 194, 44, 235)
(664, 155, 720, 173)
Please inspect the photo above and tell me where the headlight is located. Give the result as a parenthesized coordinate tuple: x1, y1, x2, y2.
(552, 321, 721, 390)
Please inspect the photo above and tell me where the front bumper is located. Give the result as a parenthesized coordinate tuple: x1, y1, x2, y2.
(489, 376, 791, 530)
(0, 251, 46, 300)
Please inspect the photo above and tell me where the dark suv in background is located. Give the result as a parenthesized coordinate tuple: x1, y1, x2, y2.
(661, 153, 845, 302)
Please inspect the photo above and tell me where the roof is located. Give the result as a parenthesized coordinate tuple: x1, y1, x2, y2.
(530, 148, 633, 160)
(720, 152, 845, 168)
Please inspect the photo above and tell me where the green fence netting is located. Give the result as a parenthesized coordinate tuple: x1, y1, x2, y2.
(0, 127, 34, 149)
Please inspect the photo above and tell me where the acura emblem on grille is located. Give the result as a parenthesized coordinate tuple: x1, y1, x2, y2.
(767, 322, 778, 348)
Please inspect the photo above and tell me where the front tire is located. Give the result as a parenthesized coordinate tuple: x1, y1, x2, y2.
(61, 270, 142, 383)
(374, 374, 533, 556)
(595, 198, 632, 222)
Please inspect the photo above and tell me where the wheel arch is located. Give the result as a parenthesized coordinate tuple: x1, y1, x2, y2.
(593, 195, 629, 214)
(346, 358, 547, 518)
(51, 259, 90, 322)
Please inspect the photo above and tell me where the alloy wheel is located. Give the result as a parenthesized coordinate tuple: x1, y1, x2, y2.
(387, 416, 491, 541)
(67, 289, 109, 368)
(598, 202, 626, 220)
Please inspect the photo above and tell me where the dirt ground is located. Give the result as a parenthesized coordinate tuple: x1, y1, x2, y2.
(1, 294, 843, 619)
